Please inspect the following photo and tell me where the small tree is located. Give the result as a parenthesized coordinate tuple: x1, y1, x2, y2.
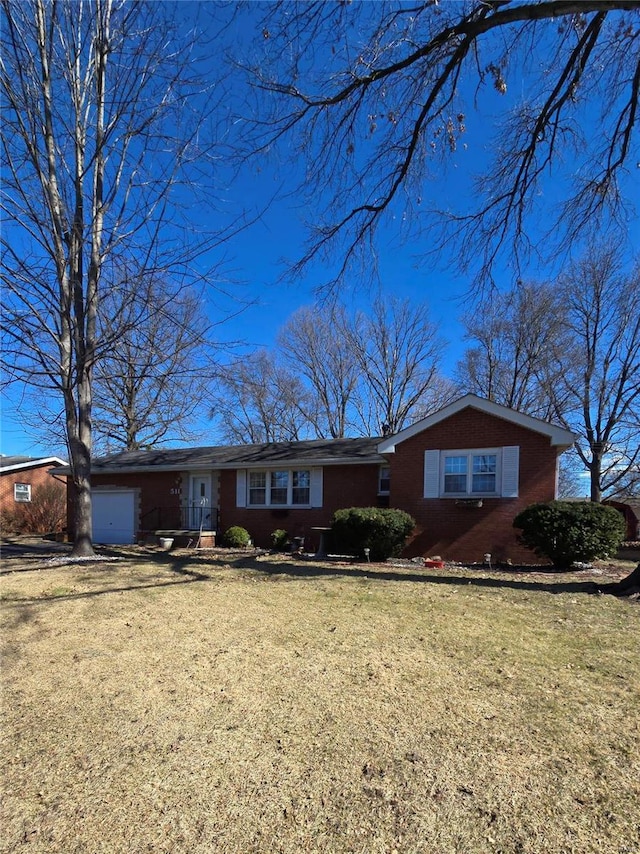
(513, 501, 625, 567)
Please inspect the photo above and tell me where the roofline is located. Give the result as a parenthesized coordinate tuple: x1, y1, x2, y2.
(0, 456, 67, 474)
(377, 394, 576, 453)
(60, 456, 386, 477)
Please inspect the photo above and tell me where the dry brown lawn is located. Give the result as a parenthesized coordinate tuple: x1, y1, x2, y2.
(1, 542, 639, 854)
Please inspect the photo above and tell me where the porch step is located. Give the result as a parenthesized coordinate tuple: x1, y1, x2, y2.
(145, 530, 217, 549)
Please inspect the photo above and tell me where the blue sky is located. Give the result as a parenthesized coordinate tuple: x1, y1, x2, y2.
(2, 2, 638, 460)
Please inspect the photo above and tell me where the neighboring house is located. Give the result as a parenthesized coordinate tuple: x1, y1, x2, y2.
(70, 395, 575, 562)
(604, 498, 640, 541)
(0, 455, 68, 521)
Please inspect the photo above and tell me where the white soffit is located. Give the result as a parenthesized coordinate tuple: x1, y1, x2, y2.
(0, 456, 67, 473)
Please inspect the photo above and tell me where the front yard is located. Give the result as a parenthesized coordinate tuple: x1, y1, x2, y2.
(1, 543, 638, 853)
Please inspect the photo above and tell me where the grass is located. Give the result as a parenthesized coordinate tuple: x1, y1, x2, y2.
(1, 546, 639, 853)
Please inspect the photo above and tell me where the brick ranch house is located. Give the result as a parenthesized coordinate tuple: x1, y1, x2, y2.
(71, 395, 576, 563)
(1, 455, 67, 519)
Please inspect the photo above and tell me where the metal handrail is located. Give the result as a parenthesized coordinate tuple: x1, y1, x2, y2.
(182, 503, 218, 531)
(138, 505, 218, 531)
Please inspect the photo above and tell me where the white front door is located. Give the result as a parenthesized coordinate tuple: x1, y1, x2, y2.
(189, 475, 213, 529)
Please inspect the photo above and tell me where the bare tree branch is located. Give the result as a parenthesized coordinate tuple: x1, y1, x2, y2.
(238, 0, 640, 291)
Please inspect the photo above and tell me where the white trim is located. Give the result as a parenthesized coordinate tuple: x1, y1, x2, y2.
(14, 482, 32, 502)
(1, 456, 67, 474)
(441, 448, 501, 498)
(378, 394, 575, 452)
(242, 467, 316, 509)
(236, 470, 247, 508)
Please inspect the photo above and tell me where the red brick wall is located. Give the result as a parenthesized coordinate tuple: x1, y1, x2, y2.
(604, 500, 639, 541)
(91, 465, 381, 549)
(1, 465, 66, 514)
(90, 471, 182, 534)
(389, 408, 560, 563)
(218, 464, 381, 551)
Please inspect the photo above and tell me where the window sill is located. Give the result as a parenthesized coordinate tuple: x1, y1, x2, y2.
(441, 493, 497, 500)
(247, 505, 312, 510)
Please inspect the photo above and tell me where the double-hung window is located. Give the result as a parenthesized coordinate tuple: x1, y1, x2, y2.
(424, 446, 519, 498)
(14, 483, 31, 502)
(247, 469, 311, 506)
(248, 472, 267, 505)
(292, 470, 310, 505)
(443, 451, 498, 496)
(270, 470, 289, 504)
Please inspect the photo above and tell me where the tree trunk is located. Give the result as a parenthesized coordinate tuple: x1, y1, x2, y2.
(67, 375, 95, 558)
(71, 466, 93, 557)
(590, 449, 603, 503)
(600, 563, 640, 597)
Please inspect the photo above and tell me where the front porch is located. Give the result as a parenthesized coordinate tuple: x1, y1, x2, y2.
(139, 529, 217, 549)
(139, 504, 219, 535)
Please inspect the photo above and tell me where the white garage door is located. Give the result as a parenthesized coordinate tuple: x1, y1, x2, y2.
(92, 491, 136, 544)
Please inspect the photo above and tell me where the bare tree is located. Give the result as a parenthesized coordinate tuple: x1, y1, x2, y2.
(348, 296, 448, 436)
(240, 1, 639, 289)
(549, 244, 640, 502)
(1, 1, 233, 554)
(214, 351, 311, 444)
(556, 453, 586, 499)
(213, 297, 451, 440)
(92, 280, 214, 452)
(278, 304, 360, 438)
(456, 280, 567, 420)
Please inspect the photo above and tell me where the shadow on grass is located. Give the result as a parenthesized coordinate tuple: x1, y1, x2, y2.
(227, 555, 611, 596)
(0, 550, 211, 606)
(1, 542, 628, 605)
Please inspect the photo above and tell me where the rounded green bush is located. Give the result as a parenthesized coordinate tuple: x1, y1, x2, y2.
(223, 525, 251, 548)
(330, 507, 415, 562)
(270, 528, 289, 551)
(513, 500, 625, 567)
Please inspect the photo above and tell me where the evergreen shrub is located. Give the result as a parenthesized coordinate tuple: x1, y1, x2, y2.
(513, 500, 625, 567)
(223, 525, 251, 548)
(330, 507, 415, 562)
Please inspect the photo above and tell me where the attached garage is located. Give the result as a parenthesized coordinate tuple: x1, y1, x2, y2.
(92, 489, 137, 544)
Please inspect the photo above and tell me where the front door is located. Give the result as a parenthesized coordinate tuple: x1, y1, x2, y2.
(189, 475, 213, 529)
